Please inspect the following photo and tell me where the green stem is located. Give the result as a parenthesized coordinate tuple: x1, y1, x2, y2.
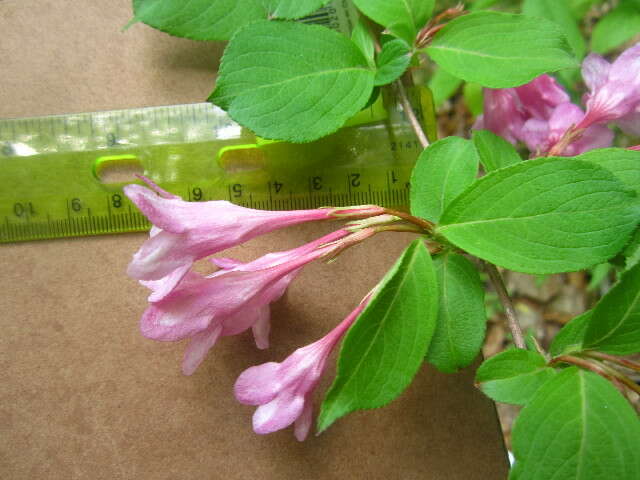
(552, 355, 640, 396)
(395, 78, 430, 149)
(382, 207, 434, 233)
(583, 351, 640, 373)
(484, 262, 526, 349)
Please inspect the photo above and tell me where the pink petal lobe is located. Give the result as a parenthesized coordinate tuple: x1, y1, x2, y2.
(252, 392, 305, 435)
(181, 323, 223, 375)
(141, 263, 192, 302)
(582, 53, 610, 92)
(251, 306, 271, 350)
(127, 229, 190, 280)
(235, 362, 282, 405)
(123, 185, 188, 234)
(294, 400, 313, 441)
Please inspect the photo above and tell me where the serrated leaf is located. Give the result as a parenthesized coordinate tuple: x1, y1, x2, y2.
(427, 253, 486, 373)
(374, 39, 412, 86)
(592, 0, 640, 54)
(425, 11, 578, 88)
(210, 21, 375, 142)
(352, 0, 434, 45)
(549, 310, 592, 356)
(351, 17, 375, 67)
(263, 0, 332, 19)
(437, 157, 640, 274)
(476, 349, 556, 405)
(132, 0, 267, 41)
(523, 0, 586, 60)
(472, 130, 522, 172)
(510, 368, 640, 480)
(317, 239, 438, 432)
(583, 263, 640, 355)
(410, 137, 479, 223)
(429, 67, 463, 108)
(577, 148, 640, 196)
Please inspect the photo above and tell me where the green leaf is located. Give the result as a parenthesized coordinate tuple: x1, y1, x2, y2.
(510, 368, 640, 480)
(317, 239, 438, 432)
(410, 137, 479, 223)
(549, 309, 592, 356)
(263, 0, 332, 19)
(577, 148, 640, 197)
(352, 0, 434, 45)
(132, 0, 267, 41)
(592, 0, 640, 54)
(428, 68, 463, 108)
(426, 253, 486, 373)
(351, 18, 375, 67)
(624, 228, 640, 269)
(437, 157, 640, 274)
(374, 38, 412, 86)
(476, 349, 556, 405)
(425, 11, 578, 88)
(472, 129, 522, 172)
(583, 263, 640, 355)
(522, 0, 586, 60)
(210, 21, 375, 142)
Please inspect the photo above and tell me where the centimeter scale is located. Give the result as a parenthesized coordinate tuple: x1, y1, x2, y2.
(0, 88, 427, 244)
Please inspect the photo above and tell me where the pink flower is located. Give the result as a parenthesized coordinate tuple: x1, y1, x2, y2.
(521, 103, 613, 156)
(140, 230, 350, 375)
(474, 89, 525, 144)
(234, 295, 371, 441)
(514, 74, 570, 120)
(474, 75, 570, 145)
(124, 177, 384, 297)
(577, 43, 640, 129)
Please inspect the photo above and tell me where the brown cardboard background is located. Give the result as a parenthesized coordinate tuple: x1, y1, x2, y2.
(0, 1, 509, 478)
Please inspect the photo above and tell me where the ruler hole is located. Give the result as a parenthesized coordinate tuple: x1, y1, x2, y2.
(94, 155, 144, 184)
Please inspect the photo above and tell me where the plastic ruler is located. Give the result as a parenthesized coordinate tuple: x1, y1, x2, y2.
(0, 88, 428, 244)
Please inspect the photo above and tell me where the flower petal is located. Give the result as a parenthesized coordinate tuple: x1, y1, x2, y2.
(235, 362, 282, 405)
(127, 229, 191, 280)
(294, 399, 313, 441)
(139, 300, 211, 341)
(582, 53, 610, 92)
(141, 263, 192, 302)
(252, 391, 305, 435)
(251, 306, 271, 350)
(123, 185, 189, 234)
(181, 323, 223, 375)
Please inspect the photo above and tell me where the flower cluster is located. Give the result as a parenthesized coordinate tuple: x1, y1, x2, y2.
(124, 176, 405, 439)
(475, 43, 640, 156)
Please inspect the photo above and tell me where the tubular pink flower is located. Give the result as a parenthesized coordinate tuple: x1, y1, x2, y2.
(578, 44, 640, 129)
(140, 230, 351, 375)
(140, 229, 349, 342)
(521, 103, 613, 156)
(234, 294, 371, 441)
(124, 177, 383, 294)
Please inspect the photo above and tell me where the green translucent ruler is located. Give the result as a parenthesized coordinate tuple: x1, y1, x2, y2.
(0, 91, 425, 243)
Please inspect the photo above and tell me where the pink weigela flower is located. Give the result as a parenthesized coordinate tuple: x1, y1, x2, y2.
(474, 74, 570, 145)
(578, 43, 640, 130)
(140, 230, 350, 375)
(124, 177, 383, 300)
(234, 294, 371, 441)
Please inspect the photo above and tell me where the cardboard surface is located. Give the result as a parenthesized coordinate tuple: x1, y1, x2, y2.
(0, 1, 509, 478)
